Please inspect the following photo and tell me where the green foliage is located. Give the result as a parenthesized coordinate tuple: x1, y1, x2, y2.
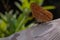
(0, 10, 34, 37)
(0, 0, 55, 37)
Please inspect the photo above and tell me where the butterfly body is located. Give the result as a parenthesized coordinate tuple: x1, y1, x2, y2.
(30, 3, 53, 23)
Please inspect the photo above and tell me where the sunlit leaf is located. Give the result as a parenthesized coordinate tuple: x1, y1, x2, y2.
(0, 19, 7, 31)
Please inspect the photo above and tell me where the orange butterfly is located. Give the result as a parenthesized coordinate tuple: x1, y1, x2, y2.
(30, 3, 53, 23)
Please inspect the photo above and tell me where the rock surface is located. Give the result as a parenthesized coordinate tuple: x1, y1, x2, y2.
(1, 18, 60, 40)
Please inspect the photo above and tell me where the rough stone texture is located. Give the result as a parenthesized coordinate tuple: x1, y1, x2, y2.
(1, 18, 60, 40)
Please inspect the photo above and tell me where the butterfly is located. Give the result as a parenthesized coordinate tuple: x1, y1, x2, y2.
(30, 3, 53, 23)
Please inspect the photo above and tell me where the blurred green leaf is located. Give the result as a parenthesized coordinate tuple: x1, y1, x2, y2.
(27, 23, 35, 28)
(43, 6, 55, 10)
(0, 33, 5, 38)
(15, 2, 23, 11)
(30, 0, 44, 5)
(0, 19, 7, 31)
(15, 12, 30, 32)
(0, 13, 7, 23)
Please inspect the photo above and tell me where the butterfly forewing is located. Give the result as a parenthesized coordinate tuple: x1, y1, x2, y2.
(30, 3, 53, 23)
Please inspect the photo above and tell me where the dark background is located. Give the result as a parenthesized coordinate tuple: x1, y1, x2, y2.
(0, 0, 60, 19)
(43, 0, 60, 19)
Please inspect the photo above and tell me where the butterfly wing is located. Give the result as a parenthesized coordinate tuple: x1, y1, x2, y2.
(30, 3, 53, 22)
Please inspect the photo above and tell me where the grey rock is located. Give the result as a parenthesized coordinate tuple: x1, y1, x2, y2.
(1, 18, 60, 40)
